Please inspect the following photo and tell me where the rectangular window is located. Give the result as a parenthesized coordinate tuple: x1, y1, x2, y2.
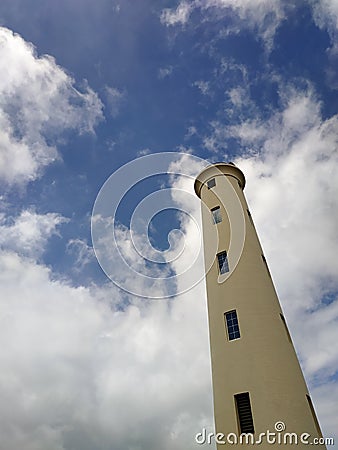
(211, 206, 222, 224)
(225, 310, 240, 340)
(235, 392, 255, 434)
(207, 178, 216, 189)
(217, 251, 229, 274)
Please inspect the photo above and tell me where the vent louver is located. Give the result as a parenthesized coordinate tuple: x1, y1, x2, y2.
(235, 392, 255, 434)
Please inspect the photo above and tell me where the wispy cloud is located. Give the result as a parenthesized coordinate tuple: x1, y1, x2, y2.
(158, 65, 174, 79)
(104, 86, 126, 118)
(66, 238, 95, 271)
(193, 80, 210, 96)
(310, 0, 338, 90)
(161, 1, 193, 26)
(311, 0, 338, 40)
(160, 0, 287, 49)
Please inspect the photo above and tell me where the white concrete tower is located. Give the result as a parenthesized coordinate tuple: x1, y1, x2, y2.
(194, 163, 325, 448)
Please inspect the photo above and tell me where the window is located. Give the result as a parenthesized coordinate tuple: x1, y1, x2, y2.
(217, 251, 229, 274)
(225, 310, 240, 340)
(207, 178, 216, 189)
(211, 206, 222, 224)
(235, 392, 255, 434)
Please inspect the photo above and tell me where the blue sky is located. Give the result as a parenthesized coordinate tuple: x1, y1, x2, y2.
(0, 1, 338, 449)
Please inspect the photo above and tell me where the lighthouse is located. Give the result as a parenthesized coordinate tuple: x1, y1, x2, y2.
(194, 163, 325, 448)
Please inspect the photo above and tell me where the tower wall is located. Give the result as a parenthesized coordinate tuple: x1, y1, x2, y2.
(195, 163, 324, 449)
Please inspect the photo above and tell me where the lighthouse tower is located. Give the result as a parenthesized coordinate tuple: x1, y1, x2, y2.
(194, 163, 324, 448)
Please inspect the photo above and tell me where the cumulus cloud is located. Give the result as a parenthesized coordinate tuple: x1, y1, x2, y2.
(0, 250, 214, 450)
(0, 209, 67, 259)
(1, 133, 337, 448)
(0, 27, 103, 187)
(0, 150, 216, 449)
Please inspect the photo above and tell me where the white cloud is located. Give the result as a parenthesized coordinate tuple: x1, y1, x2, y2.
(324, 42, 338, 89)
(0, 209, 67, 258)
(208, 0, 286, 48)
(160, 0, 286, 48)
(0, 110, 58, 187)
(0, 245, 214, 449)
(0, 27, 103, 187)
(1, 137, 337, 448)
(228, 87, 247, 108)
(161, 1, 193, 26)
(310, 0, 338, 90)
(66, 238, 95, 271)
(219, 58, 248, 80)
(112, 3, 121, 14)
(311, 382, 338, 441)
(187, 126, 197, 135)
(0, 150, 216, 449)
(137, 147, 151, 156)
(193, 80, 210, 95)
(158, 65, 174, 79)
(311, 0, 338, 37)
(104, 86, 125, 118)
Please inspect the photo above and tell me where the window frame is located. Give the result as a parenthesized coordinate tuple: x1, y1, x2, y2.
(234, 392, 255, 434)
(211, 206, 222, 224)
(207, 178, 216, 189)
(217, 250, 229, 274)
(224, 309, 241, 341)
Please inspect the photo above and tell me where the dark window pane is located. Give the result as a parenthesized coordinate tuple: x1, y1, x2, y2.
(207, 178, 216, 189)
(211, 206, 222, 224)
(225, 310, 240, 340)
(217, 251, 229, 274)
